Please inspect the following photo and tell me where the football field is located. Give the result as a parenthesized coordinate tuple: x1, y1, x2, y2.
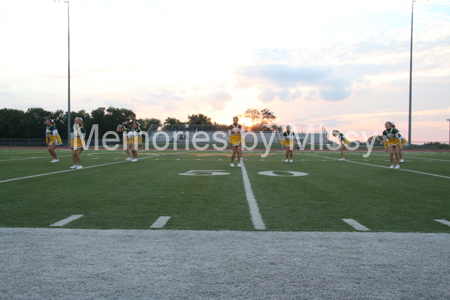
(1, 147, 450, 299)
(1, 148, 449, 233)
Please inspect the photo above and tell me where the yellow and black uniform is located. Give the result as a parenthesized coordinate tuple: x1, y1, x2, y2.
(382, 128, 400, 149)
(131, 128, 142, 145)
(228, 123, 242, 147)
(123, 128, 131, 144)
(46, 125, 62, 145)
(336, 131, 350, 147)
(397, 132, 408, 147)
(282, 131, 295, 148)
(70, 126, 86, 149)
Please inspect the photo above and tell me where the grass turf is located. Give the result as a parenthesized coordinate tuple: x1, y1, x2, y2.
(0, 148, 449, 232)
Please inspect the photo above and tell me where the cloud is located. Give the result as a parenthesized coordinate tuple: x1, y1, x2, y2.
(204, 89, 232, 110)
(237, 63, 353, 102)
(257, 87, 303, 103)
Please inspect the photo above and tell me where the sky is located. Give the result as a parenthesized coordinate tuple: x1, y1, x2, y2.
(0, 0, 449, 142)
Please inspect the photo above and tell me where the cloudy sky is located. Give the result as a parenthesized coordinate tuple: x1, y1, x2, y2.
(1, 0, 449, 142)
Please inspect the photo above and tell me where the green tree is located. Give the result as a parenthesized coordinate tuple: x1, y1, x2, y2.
(242, 108, 277, 131)
(242, 108, 261, 126)
(164, 117, 182, 125)
(136, 118, 161, 132)
(0, 108, 26, 138)
(23, 107, 53, 138)
(187, 113, 212, 125)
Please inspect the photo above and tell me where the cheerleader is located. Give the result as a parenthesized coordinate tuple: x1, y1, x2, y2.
(45, 119, 62, 163)
(116, 124, 132, 161)
(391, 123, 406, 163)
(228, 116, 243, 167)
(332, 129, 350, 161)
(283, 126, 295, 162)
(130, 121, 142, 162)
(382, 121, 401, 169)
(70, 117, 86, 170)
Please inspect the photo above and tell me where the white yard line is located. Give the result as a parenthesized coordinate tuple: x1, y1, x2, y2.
(240, 161, 266, 230)
(342, 219, 370, 231)
(0, 155, 158, 184)
(307, 154, 450, 179)
(435, 219, 450, 227)
(150, 216, 172, 228)
(0, 155, 73, 162)
(368, 153, 450, 162)
(50, 215, 83, 227)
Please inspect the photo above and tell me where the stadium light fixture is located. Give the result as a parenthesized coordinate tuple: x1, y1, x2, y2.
(405, 0, 429, 147)
(447, 119, 450, 146)
(54, 0, 80, 145)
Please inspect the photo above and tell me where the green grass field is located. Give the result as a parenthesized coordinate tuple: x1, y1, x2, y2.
(1, 147, 449, 232)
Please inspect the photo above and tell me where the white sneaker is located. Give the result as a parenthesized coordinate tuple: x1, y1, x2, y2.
(76, 165, 83, 170)
(50, 159, 59, 163)
(230, 163, 234, 167)
(289, 159, 293, 163)
(131, 159, 138, 162)
(399, 159, 405, 162)
(238, 163, 241, 167)
(70, 165, 77, 169)
(395, 164, 400, 169)
(339, 158, 345, 161)
(125, 157, 132, 161)
(390, 165, 394, 169)
(240, 157, 243, 161)
(285, 159, 288, 163)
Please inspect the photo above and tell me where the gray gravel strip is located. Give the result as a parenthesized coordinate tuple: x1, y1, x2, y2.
(1, 228, 449, 299)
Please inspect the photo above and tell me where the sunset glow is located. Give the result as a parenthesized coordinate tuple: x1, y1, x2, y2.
(0, 0, 449, 142)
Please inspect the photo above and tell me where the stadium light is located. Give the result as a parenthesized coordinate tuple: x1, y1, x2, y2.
(407, 0, 416, 148)
(447, 119, 450, 146)
(54, 0, 79, 146)
(405, 0, 429, 147)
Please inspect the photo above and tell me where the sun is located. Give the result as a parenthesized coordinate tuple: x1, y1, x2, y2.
(242, 118, 254, 128)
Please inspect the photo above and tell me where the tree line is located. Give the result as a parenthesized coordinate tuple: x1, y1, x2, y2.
(0, 107, 278, 139)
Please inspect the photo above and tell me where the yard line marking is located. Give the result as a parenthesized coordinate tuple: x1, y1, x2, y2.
(50, 215, 83, 227)
(0, 156, 157, 184)
(342, 219, 370, 231)
(150, 216, 171, 228)
(435, 219, 450, 227)
(307, 154, 450, 179)
(240, 161, 266, 230)
(0, 155, 72, 162)
(368, 153, 450, 162)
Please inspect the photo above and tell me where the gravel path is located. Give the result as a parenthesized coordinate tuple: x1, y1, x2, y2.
(1, 228, 449, 299)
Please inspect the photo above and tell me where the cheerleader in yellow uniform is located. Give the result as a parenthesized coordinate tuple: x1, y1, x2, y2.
(382, 121, 401, 169)
(228, 116, 243, 167)
(130, 121, 142, 162)
(45, 119, 62, 163)
(70, 117, 86, 170)
(116, 124, 132, 161)
(283, 126, 295, 162)
(392, 123, 407, 163)
(332, 129, 350, 161)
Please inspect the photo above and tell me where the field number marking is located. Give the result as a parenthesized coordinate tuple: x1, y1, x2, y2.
(150, 216, 171, 228)
(435, 219, 450, 227)
(258, 171, 308, 177)
(342, 219, 370, 231)
(178, 170, 230, 176)
(50, 215, 83, 227)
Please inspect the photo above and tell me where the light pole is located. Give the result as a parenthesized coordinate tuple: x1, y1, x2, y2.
(407, 0, 415, 147)
(55, 0, 74, 146)
(447, 119, 450, 146)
